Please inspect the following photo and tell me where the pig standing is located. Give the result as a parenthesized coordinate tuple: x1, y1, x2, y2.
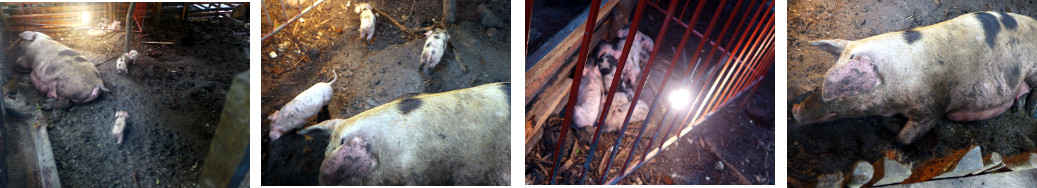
(268, 70, 337, 140)
(355, 3, 376, 45)
(116, 50, 138, 74)
(419, 28, 450, 73)
(15, 31, 108, 108)
(111, 111, 129, 145)
(299, 82, 510, 185)
(574, 63, 604, 129)
(792, 12, 1037, 145)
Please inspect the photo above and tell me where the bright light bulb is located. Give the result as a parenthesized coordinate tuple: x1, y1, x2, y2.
(81, 12, 91, 25)
(669, 89, 691, 110)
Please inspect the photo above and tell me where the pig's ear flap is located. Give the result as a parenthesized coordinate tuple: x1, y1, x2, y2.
(19, 31, 36, 41)
(299, 119, 345, 135)
(821, 54, 881, 101)
(809, 39, 851, 55)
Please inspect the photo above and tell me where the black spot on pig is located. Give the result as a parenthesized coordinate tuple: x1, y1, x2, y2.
(44, 65, 58, 75)
(434, 35, 440, 39)
(938, 60, 945, 65)
(975, 12, 1001, 48)
(999, 12, 1018, 30)
(499, 83, 510, 105)
(75, 56, 88, 62)
(1008, 64, 1021, 85)
(398, 98, 422, 115)
(426, 42, 431, 47)
(903, 30, 921, 44)
(438, 133, 446, 139)
(58, 49, 80, 57)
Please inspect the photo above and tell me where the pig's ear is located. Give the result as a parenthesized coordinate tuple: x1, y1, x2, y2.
(821, 54, 881, 101)
(19, 31, 36, 41)
(809, 39, 851, 55)
(299, 119, 345, 135)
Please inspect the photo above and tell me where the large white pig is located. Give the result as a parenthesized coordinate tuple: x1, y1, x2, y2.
(792, 12, 1037, 145)
(299, 82, 510, 185)
(15, 31, 108, 108)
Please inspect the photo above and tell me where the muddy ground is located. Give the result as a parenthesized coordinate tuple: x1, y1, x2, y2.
(259, 0, 510, 185)
(1, 18, 248, 187)
(787, 0, 1037, 186)
(525, 0, 774, 184)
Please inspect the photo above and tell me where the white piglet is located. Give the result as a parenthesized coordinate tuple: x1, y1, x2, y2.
(111, 111, 129, 145)
(419, 28, 450, 73)
(116, 50, 138, 74)
(268, 70, 337, 140)
(355, 3, 376, 45)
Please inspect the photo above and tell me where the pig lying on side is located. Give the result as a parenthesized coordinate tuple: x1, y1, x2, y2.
(16, 31, 108, 108)
(268, 70, 337, 140)
(420, 28, 450, 73)
(299, 82, 510, 185)
(355, 3, 376, 45)
(792, 12, 1037, 145)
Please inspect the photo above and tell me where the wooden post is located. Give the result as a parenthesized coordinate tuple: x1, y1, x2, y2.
(443, 0, 455, 25)
(125, 2, 134, 53)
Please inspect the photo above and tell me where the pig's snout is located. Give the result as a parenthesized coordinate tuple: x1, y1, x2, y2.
(791, 103, 803, 123)
(320, 137, 376, 185)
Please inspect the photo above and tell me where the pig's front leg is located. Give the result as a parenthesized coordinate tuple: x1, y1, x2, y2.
(896, 114, 937, 145)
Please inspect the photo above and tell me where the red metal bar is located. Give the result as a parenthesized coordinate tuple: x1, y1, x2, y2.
(682, 0, 771, 128)
(708, 11, 773, 114)
(525, 0, 533, 54)
(589, 0, 653, 184)
(720, 25, 773, 107)
(643, 0, 732, 56)
(549, 0, 601, 184)
(735, 28, 774, 96)
(611, 0, 690, 182)
(700, 6, 772, 119)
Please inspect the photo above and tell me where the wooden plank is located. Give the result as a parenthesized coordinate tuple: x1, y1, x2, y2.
(31, 125, 61, 188)
(524, 0, 619, 104)
(525, 78, 572, 154)
(880, 169, 1037, 188)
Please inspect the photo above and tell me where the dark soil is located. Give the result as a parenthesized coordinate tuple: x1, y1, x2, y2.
(1, 18, 248, 187)
(787, 0, 1037, 187)
(260, 0, 510, 185)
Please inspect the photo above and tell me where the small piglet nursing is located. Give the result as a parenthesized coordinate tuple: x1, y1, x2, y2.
(15, 31, 107, 108)
(268, 70, 337, 140)
(420, 28, 450, 73)
(355, 3, 376, 45)
(299, 82, 510, 185)
(116, 50, 138, 74)
(792, 12, 1037, 145)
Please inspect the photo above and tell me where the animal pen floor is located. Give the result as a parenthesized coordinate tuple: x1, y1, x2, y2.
(1, 20, 248, 186)
(259, 0, 510, 185)
(787, 0, 1037, 186)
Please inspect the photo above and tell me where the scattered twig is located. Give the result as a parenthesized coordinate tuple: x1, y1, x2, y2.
(703, 140, 751, 185)
(143, 41, 174, 45)
(371, 8, 440, 37)
(449, 42, 467, 73)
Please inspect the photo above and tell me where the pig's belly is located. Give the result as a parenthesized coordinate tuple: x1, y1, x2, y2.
(945, 83, 1029, 121)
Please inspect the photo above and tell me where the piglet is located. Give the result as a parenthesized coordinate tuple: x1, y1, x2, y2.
(573, 63, 604, 129)
(111, 111, 129, 145)
(268, 70, 337, 140)
(116, 50, 138, 74)
(355, 3, 376, 45)
(419, 28, 450, 73)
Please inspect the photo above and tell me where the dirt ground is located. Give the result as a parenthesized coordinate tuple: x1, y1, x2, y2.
(1, 17, 248, 187)
(259, 0, 510, 185)
(787, 0, 1037, 186)
(525, 0, 774, 185)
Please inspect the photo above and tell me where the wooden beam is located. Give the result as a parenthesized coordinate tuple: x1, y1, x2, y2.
(524, 0, 619, 104)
